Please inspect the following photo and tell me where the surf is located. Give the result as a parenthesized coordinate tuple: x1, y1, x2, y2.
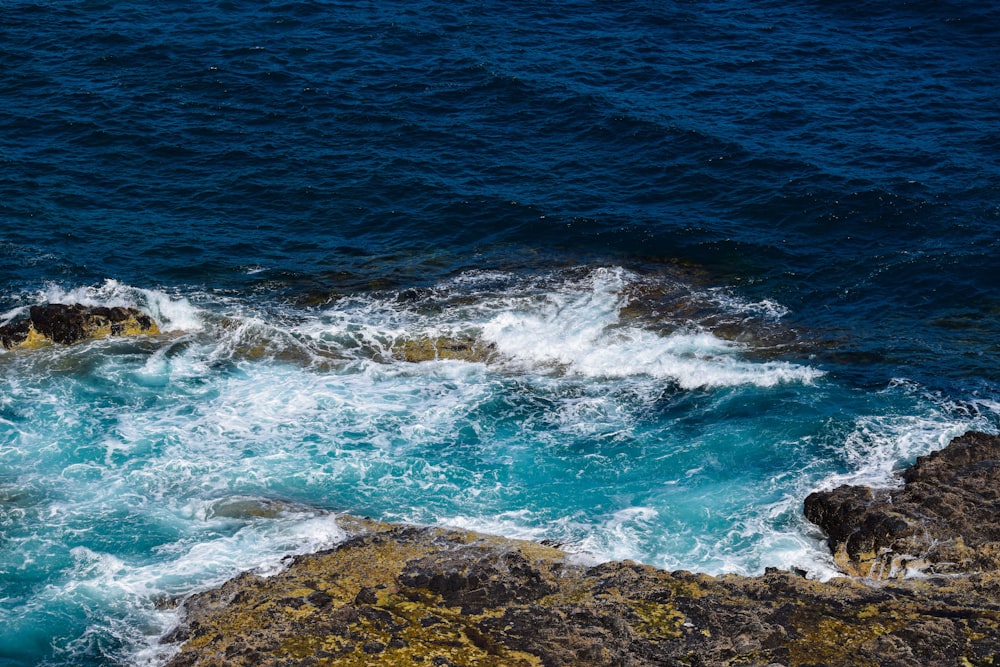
(1, 267, 996, 667)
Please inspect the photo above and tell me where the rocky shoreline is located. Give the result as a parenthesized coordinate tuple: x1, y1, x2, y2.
(161, 432, 1000, 667)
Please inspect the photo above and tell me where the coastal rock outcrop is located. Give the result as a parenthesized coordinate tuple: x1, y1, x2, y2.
(0, 304, 160, 350)
(162, 433, 1000, 667)
(805, 430, 1000, 579)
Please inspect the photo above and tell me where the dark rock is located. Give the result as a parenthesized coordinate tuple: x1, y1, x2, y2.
(0, 318, 31, 349)
(353, 586, 377, 605)
(31, 304, 89, 344)
(805, 431, 1000, 577)
(307, 591, 332, 609)
(0, 303, 160, 350)
(361, 641, 385, 654)
(804, 484, 874, 548)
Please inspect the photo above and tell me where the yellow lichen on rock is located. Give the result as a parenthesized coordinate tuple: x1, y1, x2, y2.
(630, 599, 685, 639)
(165, 520, 556, 666)
(163, 512, 1000, 667)
(12, 324, 51, 350)
(788, 610, 907, 667)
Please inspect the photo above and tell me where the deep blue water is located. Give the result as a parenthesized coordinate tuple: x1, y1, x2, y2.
(1, 1, 999, 665)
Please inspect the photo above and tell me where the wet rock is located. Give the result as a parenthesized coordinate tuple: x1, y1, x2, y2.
(0, 304, 160, 350)
(213, 317, 345, 368)
(805, 431, 1000, 578)
(164, 527, 1000, 666)
(0, 318, 35, 349)
(205, 497, 306, 521)
(393, 335, 497, 363)
(616, 278, 807, 360)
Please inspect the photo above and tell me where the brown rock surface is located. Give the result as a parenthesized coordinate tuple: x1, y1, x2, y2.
(162, 433, 1000, 667)
(393, 335, 497, 363)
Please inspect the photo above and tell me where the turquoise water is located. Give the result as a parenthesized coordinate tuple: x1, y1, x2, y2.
(2, 272, 992, 665)
(2, 1, 999, 664)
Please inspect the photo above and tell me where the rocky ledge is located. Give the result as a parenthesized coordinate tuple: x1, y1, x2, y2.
(0, 303, 160, 349)
(805, 431, 1000, 580)
(163, 432, 1000, 667)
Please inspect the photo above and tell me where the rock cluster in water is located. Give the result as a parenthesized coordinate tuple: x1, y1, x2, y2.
(0, 303, 160, 349)
(163, 432, 1000, 667)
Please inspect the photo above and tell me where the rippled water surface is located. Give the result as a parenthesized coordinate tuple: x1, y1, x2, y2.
(1, 1, 999, 665)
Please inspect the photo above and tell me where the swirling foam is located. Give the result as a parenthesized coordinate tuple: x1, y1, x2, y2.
(477, 268, 821, 388)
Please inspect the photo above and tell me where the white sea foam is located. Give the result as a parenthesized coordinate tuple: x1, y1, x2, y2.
(489, 323, 821, 388)
(476, 268, 820, 389)
(816, 412, 976, 491)
(573, 506, 661, 564)
(437, 510, 563, 544)
(704, 287, 791, 320)
(775, 383, 1000, 577)
(288, 266, 821, 391)
(43, 508, 347, 667)
(37, 279, 203, 332)
(148, 512, 347, 585)
(0, 304, 27, 327)
(141, 290, 202, 333)
(714, 491, 843, 580)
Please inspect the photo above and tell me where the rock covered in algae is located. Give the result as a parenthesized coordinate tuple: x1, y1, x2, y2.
(163, 429, 1000, 667)
(805, 431, 1000, 579)
(393, 335, 497, 363)
(0, 304, 160, 350)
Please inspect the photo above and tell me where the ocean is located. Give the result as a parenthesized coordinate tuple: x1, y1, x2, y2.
(1, 1, 998, 665)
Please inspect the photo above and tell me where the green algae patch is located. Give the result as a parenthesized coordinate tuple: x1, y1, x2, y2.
(630, 599, 685, 639)
(788, 614, 903, 667)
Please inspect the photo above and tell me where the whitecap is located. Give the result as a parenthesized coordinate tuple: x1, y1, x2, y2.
(477, 269, 820, 388)
(36, 279, 203, 332)
(705, 286, 791, 320)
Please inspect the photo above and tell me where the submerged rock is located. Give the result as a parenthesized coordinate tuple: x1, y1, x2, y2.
(162, 433, 1000, 667)
(205, 497, 309, 521)
(0, 304, 160, 350)
(393, 335, 497, 363)
(213, 317, 345, 368)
